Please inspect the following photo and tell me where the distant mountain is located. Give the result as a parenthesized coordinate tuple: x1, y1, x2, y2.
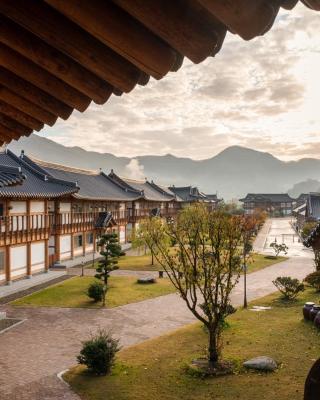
(288, 179, 320, 198)
(8, 134, 320, 200)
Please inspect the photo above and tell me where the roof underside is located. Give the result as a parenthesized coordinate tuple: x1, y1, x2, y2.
(0, 0, 319, 144)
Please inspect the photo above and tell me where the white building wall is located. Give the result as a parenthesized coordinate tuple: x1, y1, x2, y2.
(60, 234, 71, 260)
(31, 241, 45, 273)
(9, 201, 26, 214)
(9, 201, 27, 231)
(119, 225, 126, 244)
(10, 245, 27, 278)
(30, 201, 45, 213)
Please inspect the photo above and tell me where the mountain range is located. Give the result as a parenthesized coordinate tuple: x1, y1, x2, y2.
(7, 134, 320, 200)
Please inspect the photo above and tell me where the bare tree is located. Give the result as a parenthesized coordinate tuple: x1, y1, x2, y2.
(140, 205, 245, 366)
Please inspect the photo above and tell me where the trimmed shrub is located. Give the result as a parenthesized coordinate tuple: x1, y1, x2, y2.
(87, 281, 104, 303)
(305, 271, 320, 291)
(272, 276, 304, 300)
(77, 329, 120, 375)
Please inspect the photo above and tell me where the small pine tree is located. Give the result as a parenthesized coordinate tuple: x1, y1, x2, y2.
(95, 233, 125, 306)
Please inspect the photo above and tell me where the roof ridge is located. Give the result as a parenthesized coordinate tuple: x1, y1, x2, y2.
(28, 155, 99, 176)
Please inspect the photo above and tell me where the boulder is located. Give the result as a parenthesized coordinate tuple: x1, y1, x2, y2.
(137, 276, 156, 284)
(243, 356, 277, 372)
(0, 312, 6, 320)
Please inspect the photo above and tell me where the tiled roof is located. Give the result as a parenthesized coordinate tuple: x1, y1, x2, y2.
(0, 150, 77, 198)
(239, 193, 295, 203)
(169, 186, 207, 202)
(23, 157, 141, 202)
(0, 164, 25, 187)
(109, 171, 175, 202)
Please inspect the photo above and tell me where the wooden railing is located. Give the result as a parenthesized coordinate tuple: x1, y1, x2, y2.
(0, 214, 50, 246)
(0, 208, 180, 245)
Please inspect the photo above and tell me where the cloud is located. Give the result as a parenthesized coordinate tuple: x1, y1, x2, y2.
(124, 159, 145, 180)
(42, 3, 320, 161)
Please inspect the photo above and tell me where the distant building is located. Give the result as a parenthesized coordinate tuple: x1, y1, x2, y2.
(293, 193, 320, 230)
(239, 193, 295, 216)
(168, 186, 222, 209)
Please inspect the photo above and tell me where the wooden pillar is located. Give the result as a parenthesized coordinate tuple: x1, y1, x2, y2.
(5, 244, 11, 284)
(44, 238, 49, 271)
(26, 199, 32, 278)
(71, 233, 74, 259)
(55, 234, 60, 263)
(26, 242, 32, 278)
(82, 231, 86, 256)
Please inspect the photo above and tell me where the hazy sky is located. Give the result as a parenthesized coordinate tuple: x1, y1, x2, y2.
(42, 3, 320, 161)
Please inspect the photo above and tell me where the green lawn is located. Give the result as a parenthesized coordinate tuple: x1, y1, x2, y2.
(12, 276, 176, 308)
(65, 289, 320, 400)
(109, 253, 287, 273)
(247, 253, 287, 273)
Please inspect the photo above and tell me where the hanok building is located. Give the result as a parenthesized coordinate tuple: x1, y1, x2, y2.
(294, 193, 320, 230)
(168, 186, 222, 210)
(240, 193, 295, 216)
(0, 149, 78, 284)
(0, 150, 197, 285)
(169, 186, 207, 207)
(108, 171, 178, 223)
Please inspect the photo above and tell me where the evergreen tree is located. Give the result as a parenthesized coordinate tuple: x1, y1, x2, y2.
(95, 233, 124, 306)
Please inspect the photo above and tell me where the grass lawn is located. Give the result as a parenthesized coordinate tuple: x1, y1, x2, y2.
(106, 253, 287, 274)
(117, 254, 161, 271)
(65, 288, 320, 400)
(247, 253, 287, 273)
(12, 276, 176, 308)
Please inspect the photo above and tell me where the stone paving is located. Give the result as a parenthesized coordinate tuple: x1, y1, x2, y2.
(0, 218, 315, 400)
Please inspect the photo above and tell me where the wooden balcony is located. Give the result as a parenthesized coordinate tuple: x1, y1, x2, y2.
(0, 208, 180, 245)
(0, 214, 50, 246)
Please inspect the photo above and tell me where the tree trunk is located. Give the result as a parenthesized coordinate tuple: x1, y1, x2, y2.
(208, 327, 219, 364)
(102, 286, 106, 307)
(151, 250, 154, 266)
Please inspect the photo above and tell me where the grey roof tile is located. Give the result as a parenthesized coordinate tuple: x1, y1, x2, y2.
(0, 150, 77, 198)
(25, 158, 141, 202)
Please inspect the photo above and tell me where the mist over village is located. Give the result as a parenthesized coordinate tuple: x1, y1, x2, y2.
(0, 2, 320, 400)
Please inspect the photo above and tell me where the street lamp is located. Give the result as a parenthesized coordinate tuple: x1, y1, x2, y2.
(243, 263, 248, 309)
(92, 236, 100, 269)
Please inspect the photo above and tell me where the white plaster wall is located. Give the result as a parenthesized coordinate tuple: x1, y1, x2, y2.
(119, 225, 125, 244)
(9, 201, 27, 231)
(49, 235, 55, 256)
(9, 201, 26, 214)
(60, 235, 71, 260)
(10, 245, 27, 277)
(30, 201, 45, 213)
(59, 202, 71, 213)
(31, 241, 45, 272)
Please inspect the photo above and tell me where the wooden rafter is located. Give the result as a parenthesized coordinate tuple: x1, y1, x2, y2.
(0, 0, 317, 144)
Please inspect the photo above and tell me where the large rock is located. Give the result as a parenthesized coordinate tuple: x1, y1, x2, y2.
(137, 276, 156, 284)
(243, 356, 277, 372)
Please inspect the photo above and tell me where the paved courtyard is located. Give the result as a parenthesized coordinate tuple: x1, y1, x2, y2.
(0, 218, 315, 400)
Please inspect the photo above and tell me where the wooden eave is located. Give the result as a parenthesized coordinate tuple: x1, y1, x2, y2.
(0, 0, 319, 144)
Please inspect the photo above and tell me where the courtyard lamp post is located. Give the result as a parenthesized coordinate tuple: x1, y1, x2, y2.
(92, 236, 100, 269)
(243, 262, 248, 309)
